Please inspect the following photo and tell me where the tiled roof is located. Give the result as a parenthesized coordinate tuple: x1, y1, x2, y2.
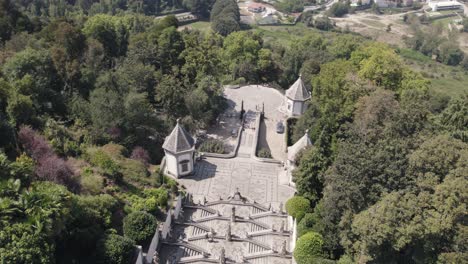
(285, 75, 311, 101)
(287, 131, 312, 162)
(162, 119, 195, 153)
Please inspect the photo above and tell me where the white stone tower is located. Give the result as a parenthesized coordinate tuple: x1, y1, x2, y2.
(162, 119, 195, 178)
(284, 75, 311, 116)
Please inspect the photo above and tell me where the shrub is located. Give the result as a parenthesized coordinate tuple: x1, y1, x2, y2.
(96, 234, 135, 264)
(126, 188, 169, 214)
(35, 155, 80, 192)
(297, 213, 318, 237)
(328, 2, 349, 17)
(10, 153, 35, 187)
(18, 126, 53, 160)
(257, 148, 272, 158)
(130, 146, 150, 166)
(101, 143, 126, 159)
(120, 159, 150, 185)
(314, 17, 334, 31)
(89, 150, 122, 181)
(123, 211, 157, 245)
(285, 196, 311, 221)
(199, 139, 225, 154)
(144, 188, 169, 207)
(18, 126, 80, 191)
(80, 170, 104, 195)
(293, 232, 324, 264)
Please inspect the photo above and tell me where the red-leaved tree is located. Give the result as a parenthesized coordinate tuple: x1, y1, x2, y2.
(18, 125, 80, 192)
(18, 126, 54, 160)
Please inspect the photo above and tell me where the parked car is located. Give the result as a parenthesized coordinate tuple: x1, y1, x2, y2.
(276, 122, 284, 134)
(231, 128, 238, 137)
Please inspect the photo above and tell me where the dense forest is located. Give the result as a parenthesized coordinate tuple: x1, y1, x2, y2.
(0, 0, 467, 263)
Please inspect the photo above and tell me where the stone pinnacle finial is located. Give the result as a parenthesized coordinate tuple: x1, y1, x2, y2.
(305, 129, 309, 135)
(176, 118, 181, 124)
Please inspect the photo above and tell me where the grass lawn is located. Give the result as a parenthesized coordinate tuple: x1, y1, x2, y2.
(179, 21, 212, 33)
(431, 16, 458, 29)
(361, 18, 386, 28)
(251, 23, 332, 45)
(430, 72, 468, 98)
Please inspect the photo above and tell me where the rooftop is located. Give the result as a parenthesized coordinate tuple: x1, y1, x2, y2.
(285, 75, 311, 101)
(162, 119, 195, 153)
(287, 131, 312, 162)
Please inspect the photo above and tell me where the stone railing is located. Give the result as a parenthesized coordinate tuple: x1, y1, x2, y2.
(251, 112, 283, 164)
(202, 114, 246, 159)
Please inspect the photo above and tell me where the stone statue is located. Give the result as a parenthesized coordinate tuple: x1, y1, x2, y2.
(219, 248, 226, 264)
(231, 206, 236, 223)
(279, 221, 285, 233)
(226, 224, 232, 241)
(280, 240, 287, 256)
(208, 228, 215, 242)
(278, 202, 284, 214)
(245, 231, 250, 239)
(203, 196, 207, 205)
(152, 251, 160, 264)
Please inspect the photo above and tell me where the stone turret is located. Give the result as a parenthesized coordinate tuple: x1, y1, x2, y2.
(284, 74, 311, 116)
(162, 119, 195, 178)
(287, 130, 312, 164)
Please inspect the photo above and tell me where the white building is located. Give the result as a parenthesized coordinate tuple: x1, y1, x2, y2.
(284, 75, 311, 117)
(162, 119, 195, 178)
(428, 0, 463, 11)
(286, 130, 312, 186)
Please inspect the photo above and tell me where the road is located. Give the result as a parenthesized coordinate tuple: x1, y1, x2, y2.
(303, 0, 339, 12)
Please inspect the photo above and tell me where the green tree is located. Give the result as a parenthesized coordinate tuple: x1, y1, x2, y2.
(210, 0, 240, 36)
(294, 232, 325, 264)
(297, 213, 320, 237)
(293, 146, 328, 203)
(155, 74, 187, 118)
(327, 2, 349, 17)
(2, 48, 63, 114)
(89, 87, 125, 135)
(358, 48, 403, 90)
(123, 211, 157, 244)
(96, 234, 135, 264)
(286, 196, 311, 221)
(437, 42, 464, 66)
(82, 14, 129, 58)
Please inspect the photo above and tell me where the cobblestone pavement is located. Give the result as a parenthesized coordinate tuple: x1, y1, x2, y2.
(177, 157, 295, 207)
(224, 85, 288, 160)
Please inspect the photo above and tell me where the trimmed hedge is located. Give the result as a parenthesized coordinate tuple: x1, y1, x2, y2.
(285, 196, 311, 221)
(199, 139, 225, 154)
(257, 148, 272, 158)
(293, 232, 324, 264)
(123, 211, 157, 245)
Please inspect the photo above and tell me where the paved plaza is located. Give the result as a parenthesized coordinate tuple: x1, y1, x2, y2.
(224, 85, 288, 160)
(177, 157, 295, 207)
